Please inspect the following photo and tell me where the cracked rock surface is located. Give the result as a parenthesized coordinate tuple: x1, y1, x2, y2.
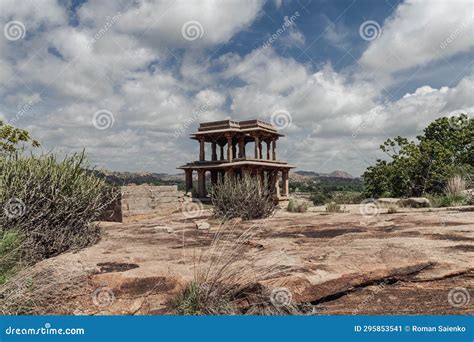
(10, 205, 473, 315)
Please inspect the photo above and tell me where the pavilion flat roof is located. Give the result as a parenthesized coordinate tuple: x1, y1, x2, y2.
(190, 119, 284, 138)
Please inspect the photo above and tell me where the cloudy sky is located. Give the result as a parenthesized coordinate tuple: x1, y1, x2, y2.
(0, 0, 473, 175)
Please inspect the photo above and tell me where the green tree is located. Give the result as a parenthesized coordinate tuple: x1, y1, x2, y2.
(0, 120, 39, 154)
(363, 114, 473, 197)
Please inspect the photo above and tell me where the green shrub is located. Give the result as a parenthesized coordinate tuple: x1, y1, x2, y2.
(210, 176, 275, 220)
(330, 191, 363, 204)
(325, 202, 341, 213)
(0, 230, 23, 284)
(287, 198, 296, 212)
(310, 192, 329, 205)
(428, 194, 468, 208)
(0, 152, 113, 265)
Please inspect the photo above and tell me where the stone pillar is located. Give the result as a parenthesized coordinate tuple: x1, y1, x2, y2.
(199, 138, 205, 161)
(197, 170, 206, 198)
(254, 135, 259, 159)
(282, 170, 289, 196)
(238, 136, 245, 158)
(258, 141, 263, 159)
(242, 167, 250, 179)
(272, 139, 277, 160)
(220, 145, 224, 160)
(211, 142, 217, 161)
(273, 171, 280, 198)
(266, 141, 271, 160)
(185, 169, 193, 193)
(226, 135, 233, 162)
(232, 143, 237, 161)
(210, 170, 218, 185)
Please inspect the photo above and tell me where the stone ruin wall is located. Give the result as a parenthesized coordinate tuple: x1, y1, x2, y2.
(100, 185, 190, 222)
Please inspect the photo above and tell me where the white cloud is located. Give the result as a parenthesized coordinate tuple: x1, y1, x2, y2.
(360, 0, 474, 76)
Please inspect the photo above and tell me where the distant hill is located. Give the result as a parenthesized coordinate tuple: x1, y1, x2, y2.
(293, 170, 355, 179)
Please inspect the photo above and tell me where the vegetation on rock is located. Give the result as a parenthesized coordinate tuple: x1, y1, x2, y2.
(210, 176, 276, 220)
(363, 114, 473, 199)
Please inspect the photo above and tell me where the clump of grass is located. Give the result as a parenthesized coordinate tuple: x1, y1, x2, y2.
(325, 202, 342, 213)
(0, 230, 23, 284)
(444, 175, 466, 196)
(386, 205, 399, 214)
(171, 221, 304, 315)
(210, 176, 276, 221)
(287, 199, 308, 213)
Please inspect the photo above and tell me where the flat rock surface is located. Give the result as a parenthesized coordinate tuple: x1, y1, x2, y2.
(11, 205, 473, 315)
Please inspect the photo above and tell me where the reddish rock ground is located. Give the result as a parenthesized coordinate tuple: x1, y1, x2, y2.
(4, 205, 473, 315)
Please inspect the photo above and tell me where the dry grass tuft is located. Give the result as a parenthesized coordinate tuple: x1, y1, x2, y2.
(445, 175, 466, 196)
(172, 220, 306, 315)
(0, 259, 92, 315)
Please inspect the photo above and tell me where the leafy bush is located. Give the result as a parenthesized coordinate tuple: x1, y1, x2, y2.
(310, 192, 329, 205)
(363, 114, 473, 198)
(210, 176, 276, 220)
(0, 152, 113, 266)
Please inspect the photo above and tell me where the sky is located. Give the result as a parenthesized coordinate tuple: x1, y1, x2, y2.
(0, 0, 473, 176)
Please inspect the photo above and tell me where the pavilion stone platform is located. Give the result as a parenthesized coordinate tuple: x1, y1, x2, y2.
(178, 119, 295, 202)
